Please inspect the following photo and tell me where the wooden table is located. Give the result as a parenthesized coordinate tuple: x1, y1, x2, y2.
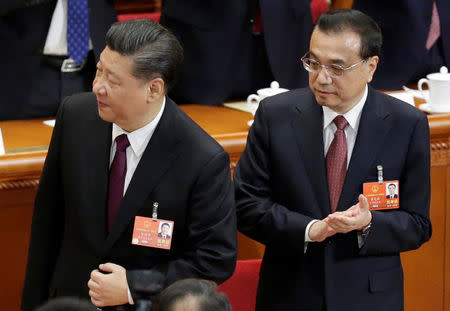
(0, 104, 449, 311)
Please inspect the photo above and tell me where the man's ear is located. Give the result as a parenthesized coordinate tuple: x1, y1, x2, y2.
(366, 55, 379, 83)
(146, 78, 165, 102)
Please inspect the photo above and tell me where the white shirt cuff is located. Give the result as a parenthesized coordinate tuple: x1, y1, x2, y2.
(304, 219, 320, 253)
(127, 286, 134, 305)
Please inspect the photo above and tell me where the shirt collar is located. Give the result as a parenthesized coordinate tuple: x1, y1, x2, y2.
(112, 97, 166, 158)
(322, 84, 368, 131)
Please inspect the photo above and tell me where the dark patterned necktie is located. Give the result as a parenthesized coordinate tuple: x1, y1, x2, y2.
(326, 116, 348, 213)
(108, 134, 130, 229)
(67, 0, 90, 66)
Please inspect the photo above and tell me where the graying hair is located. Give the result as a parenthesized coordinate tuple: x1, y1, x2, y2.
(105, 19, 184, 92)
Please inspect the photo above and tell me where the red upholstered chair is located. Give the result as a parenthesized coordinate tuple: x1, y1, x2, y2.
(117, 12, 161, 23)
(218, 259, 262, 311)
(310, 0, 329, 23)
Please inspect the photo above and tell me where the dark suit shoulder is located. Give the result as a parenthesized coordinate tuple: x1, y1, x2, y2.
(164, 98, 226, 157)
(257, 87, 315, 122)
(370, 88, 427, 122)
(59, 92, 99, 121)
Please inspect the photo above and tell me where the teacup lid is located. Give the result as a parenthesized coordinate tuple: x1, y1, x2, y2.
(256, 81, 289, 97)
(427, 66, 450, 81)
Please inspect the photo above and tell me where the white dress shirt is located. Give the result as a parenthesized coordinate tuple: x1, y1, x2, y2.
(304, 85, 368, 247)
(43, 0, 92, 56)
(110, 97, 166, 195)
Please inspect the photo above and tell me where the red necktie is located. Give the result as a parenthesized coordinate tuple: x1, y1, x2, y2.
(108, 134, 130, 229)
(326, 116, 348, 213)
(253, 6, 262, 34)
(426, 2, 440, 50)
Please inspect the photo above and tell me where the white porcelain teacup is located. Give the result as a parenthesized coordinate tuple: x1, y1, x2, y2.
(418, 66, 450, 112)
(246, 81, 289, 106)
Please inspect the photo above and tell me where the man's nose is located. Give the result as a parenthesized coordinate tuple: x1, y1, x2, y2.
(92, 79, 106, 96)
(316, 65, 333, 84)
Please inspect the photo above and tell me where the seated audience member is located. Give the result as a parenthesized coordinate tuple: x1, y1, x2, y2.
(152, 279, 232, 311)
(0, 0, 116, 120)
(353, 0, 449, 90)
(160, 0, 314, 106)
(35, 297, 97, 311)
(21, 18, 237, 311)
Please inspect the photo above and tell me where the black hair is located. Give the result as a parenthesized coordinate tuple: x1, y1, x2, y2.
(105, 19, 184, 92)
(153, 279, 232, 311)
(35, 297, 97, 311)
(315, 9, 382, 59)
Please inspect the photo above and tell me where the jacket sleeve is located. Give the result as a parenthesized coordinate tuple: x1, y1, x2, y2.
(234, 102, 314, 255)
(360, 113, 432, 255)
(21, 100, 66, 311)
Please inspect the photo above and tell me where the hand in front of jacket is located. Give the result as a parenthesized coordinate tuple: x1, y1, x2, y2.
(88, 263, 129, 307)
(308, 220, 337, 242)
(324, 194, 372, 234)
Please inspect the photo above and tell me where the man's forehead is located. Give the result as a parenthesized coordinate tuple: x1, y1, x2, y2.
(99, 47, 135, 76)
(99, 47, 131, 66)
(310, 29, 362, 61)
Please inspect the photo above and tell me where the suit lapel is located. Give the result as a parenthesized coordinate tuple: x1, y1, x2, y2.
(103, 99, 181, 252)
(291, 92, 330, 218)
(338, 88, 392, 211)
(82, 112, 111, 250)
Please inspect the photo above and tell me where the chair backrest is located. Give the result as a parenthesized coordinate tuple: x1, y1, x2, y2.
(217, 259, 262, 311)
(117, 12, 161, 22)
(310, 0, 330, 23)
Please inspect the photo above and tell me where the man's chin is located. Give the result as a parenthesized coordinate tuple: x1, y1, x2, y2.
(97, 108, 112, 123)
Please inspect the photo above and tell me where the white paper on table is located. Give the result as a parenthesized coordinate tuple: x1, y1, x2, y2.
(223, 101, 258, 115)
(402, 86, 429, 101)
(43, 119, 56, 127)
(0, 128, 5, 155)
(385, 90, 416, 107)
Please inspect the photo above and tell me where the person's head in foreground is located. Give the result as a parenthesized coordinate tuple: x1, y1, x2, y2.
(35, 297, 97, 311)
(152, 279, 232, 311)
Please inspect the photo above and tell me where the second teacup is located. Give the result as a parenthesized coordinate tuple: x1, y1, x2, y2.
(247, 81, 288, 105)
(417, 66, 450, 112)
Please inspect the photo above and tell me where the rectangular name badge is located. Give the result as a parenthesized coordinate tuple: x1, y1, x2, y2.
(363, 180, 400, 210)
(132, 216, 174, 250)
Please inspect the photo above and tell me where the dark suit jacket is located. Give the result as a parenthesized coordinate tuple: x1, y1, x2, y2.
(21, 93, 237, 311)
(234, 86, 431, 311)
(160, 0, 312, 106)
(0, 0, 116, 120)
(353, 0, 450, 90)
(387, 194, 398, 199)
(158, 233, 171, 239)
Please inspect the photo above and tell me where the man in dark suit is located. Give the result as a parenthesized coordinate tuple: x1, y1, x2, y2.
(0, 0, 116, 120)
(22, 19, 237, 311)
(234, 10, 431, 311)
(353, 0, 450, 90)
(158, 223, 171, 239)
(159, 0, 313, 106)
